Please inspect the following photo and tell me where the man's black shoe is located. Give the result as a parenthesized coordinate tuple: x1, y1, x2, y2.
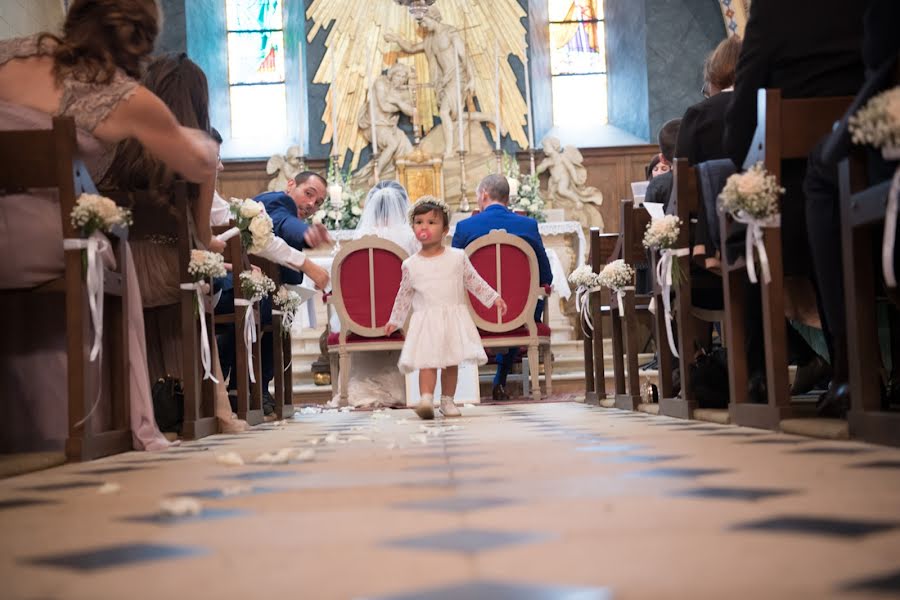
(791, 355, 831, 395)
(263, 390, 276, 416)
(492, 384, 509, 401)
(815, 383, 850, 419)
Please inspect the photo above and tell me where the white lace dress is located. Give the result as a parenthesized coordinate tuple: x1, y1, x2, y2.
(389, 248, 499, 374)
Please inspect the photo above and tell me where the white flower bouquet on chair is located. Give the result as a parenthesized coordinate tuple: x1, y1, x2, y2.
(184, 250, 227, 381)
(218, 198, 274, 253)
(598, 259, 636, 316)
(236, 270, 276, 383)
(65, 194, 133, 362)
(849, 85, 900, 287)
(718, 163, 784, 284)
(568, 264, 602, 334)
(643, 215, 686, 357)
(273, 286, 303, 336)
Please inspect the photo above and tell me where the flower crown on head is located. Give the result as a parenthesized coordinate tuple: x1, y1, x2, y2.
(408, 195, 452, 226)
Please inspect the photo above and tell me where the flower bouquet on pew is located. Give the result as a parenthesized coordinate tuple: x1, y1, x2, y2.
(273, 286, 303, 336)
(718, 163, 784, 285)
(849, 86, 900, 287)
(643, 215, 685, 357)
(568, 264, 603, 334)
(185, 250, 227, 381)
(236, 270, 276, 384)
(598, 259, 636, 316)
(66, 194, 134, 361)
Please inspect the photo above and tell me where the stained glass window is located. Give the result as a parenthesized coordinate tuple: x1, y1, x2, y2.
(225, 0, 286, 141)
(548, 0, 608, 126)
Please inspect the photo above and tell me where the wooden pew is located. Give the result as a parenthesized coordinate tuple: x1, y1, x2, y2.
(0, 117, 131, 460)
(719, 89, 854, 429)
(108, 183, 219, 440)
(610, 200, 653, 411)
(250, 256, 294, 420)
(659, 158, 725, 419)
(583, 228, 618, 404)
(213, 225, 265, 425)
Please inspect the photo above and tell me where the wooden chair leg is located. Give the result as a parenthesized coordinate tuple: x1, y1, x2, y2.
(528, 343, 541, 401)
(610, 306, 626, 397)
(282, 330, 293, 417)
(615, 290, 642, 411)
(544, 343, 553, 397)
(582, 316, 596, 403)
(591, 296, 606, 399)
(339, 348, 350, 405)
(273, 314, 285, 420)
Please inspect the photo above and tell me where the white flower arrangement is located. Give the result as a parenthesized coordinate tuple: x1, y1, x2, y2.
(312, 160, 364, 230)
(849, 86, 900, 154)
(70, 193, 132, 236)
(598, 259, 635, 291)
(503, 152, 546, 222)
(643, 215, 682, 250)
(228, 198, 275, 253)
(239, 270, 276, 302)
(718, 163, 784, 221)
(567, 264, 601, 289)
(187, 249, 226, 281)
(273, 285, 303, 336)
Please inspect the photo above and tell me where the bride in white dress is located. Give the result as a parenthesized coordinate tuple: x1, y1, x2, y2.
(329, 181, 419, 408)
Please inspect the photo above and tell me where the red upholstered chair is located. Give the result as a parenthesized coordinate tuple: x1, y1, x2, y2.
(326, 235, 409, 404)
(464, 229, 552, 401)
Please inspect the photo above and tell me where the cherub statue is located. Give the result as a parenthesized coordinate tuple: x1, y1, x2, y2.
(266, 145, 306, 192)
(537, 136, 604, 229)
(358, 63, 416, 175)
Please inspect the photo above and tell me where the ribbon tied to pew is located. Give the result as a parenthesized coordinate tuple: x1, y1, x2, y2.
(656, 247, 690, 358)
(234, 298, 258, 383)
(575, 285, 603, 335)
(612, 286, 635, 317)
(730, 212, 780, 285)
(881, 147, 900, 288)
(62, 231, 112, 362)
(179, 281, 220, 383)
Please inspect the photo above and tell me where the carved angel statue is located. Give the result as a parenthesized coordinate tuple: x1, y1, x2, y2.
(537, 136, 604, 228)
(358, 63, 416, 174)
(266, 145, 305, 192)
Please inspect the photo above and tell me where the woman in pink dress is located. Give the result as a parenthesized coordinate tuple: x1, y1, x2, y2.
(0, 0, 220, 452)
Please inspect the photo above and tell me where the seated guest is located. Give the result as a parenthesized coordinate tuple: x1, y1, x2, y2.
(644, 119, 681, 210)
(100, 53, 251, 433)
(452, 174, 552, 401)
(217, 172, 331, 414)
(0, 0, 217, 452)
(804, 0, 900, 417)
(723, 0, 867, 402)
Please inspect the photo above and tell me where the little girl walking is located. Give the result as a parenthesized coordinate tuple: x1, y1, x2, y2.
(385, 196, 507, 419)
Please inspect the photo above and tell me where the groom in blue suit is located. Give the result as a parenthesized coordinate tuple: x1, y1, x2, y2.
(452, 174, 552, 401)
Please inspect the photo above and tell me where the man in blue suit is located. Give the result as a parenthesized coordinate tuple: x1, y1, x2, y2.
(452, 174, 552, 401)
(217, 171, 329, 415)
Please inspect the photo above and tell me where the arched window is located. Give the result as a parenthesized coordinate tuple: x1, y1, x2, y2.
(548, 0, 607, 129)
(224, 0, 288, 153)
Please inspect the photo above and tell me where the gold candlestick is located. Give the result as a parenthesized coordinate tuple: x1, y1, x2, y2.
(458, 150, 470, 213)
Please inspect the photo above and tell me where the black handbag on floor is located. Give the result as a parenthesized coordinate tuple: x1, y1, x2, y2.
(152, 376, 184, 434)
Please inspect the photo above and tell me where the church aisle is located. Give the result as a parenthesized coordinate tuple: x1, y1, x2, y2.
(1, 402, 899, 599)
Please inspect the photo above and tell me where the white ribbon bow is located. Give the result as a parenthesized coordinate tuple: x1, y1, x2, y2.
(881, 147, 900, 288)
(731, 212, 781, 284)
(575, 285, 602, 335)
(234, 298, 258, 383)
(656, 247, 690, 358)
(63, 232, 110, 362)
(180, 282, 219, 383)
(613, 286, 636, 316)
(216, 226, 241, 243)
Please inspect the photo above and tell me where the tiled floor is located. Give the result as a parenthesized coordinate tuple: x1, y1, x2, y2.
(2, 402, 900, 599)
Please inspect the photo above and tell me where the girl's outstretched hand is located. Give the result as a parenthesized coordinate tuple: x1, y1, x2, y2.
(384, 323, 398, 336)
(494, 297, 508, 316)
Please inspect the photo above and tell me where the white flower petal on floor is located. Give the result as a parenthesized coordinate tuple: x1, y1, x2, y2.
(409, 433, 429, 445)
(216, 452, 245, 467)
(339, 406, 353, 413)
(295, 449, 316, 462)
(253, 448, 293, 464)
(347, 435, 372, 443)
(397, 418, 410, 424)
(324, 433, 340, 444)
(464, 403, 475, 408)
(308, 438, 321, 445)
(299, 406, 321, 415)
(160, 497, 202, 517)
(97, 482, 121, 495)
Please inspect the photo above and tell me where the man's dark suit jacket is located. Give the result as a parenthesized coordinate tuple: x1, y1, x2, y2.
(723, 0, 867, 274)
(675, 91, 731, 167)
(644, 171, 673, 212)
(256, 190, 311, 285)
(451, 204, 552, 287)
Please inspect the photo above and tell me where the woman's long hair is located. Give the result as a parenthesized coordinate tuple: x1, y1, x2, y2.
(100, 54, 209, 197)
(38, 0, 160, 84)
